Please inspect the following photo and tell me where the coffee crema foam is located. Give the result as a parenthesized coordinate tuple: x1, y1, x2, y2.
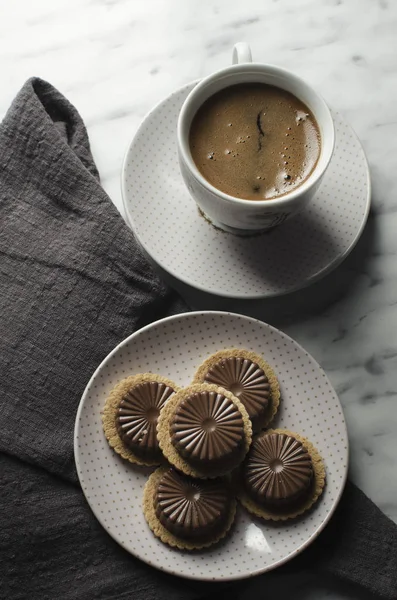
(189, 83, 321, 201)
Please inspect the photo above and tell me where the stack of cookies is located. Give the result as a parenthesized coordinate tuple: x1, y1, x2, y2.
(102, 348, 325, 550)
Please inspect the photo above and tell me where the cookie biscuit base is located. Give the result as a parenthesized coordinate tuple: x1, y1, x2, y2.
(193, 348, 281, 430)
(157, 383, 252, 479)
(142, 466, 237, 550)
(238, 428, 326, 521)
(102, 373, 179, 467)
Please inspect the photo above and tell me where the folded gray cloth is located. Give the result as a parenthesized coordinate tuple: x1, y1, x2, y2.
(0, 79, 396, 600)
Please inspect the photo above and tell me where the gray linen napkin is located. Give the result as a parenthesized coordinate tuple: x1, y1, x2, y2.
(0, 79, 396, 600)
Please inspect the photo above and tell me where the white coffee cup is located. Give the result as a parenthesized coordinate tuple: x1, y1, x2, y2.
(177, 43, 335, 235)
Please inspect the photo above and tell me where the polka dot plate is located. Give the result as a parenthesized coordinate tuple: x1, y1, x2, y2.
(74, 311, 348, 581)
(121, 82, 370, 299)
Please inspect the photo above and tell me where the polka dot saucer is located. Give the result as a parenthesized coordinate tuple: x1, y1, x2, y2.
(74, 311, 348, 581)
(121, 82, 370, 299)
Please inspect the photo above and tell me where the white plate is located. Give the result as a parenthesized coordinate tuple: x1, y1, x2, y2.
(74, 311, 348, 581)
(122, 82, 370, 299)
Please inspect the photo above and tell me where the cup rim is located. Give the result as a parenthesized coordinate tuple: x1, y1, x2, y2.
(177, 62, 335, 208)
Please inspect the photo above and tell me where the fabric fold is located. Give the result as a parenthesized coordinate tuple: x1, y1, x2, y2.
(0, 78, 181, 483)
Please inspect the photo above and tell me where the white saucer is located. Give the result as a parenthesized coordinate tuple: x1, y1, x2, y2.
(74, 311, 348, 582)
(121, 82, 370, 299)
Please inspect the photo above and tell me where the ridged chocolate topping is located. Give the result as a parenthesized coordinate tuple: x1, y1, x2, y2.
(244, 432, 313, 507)
(116, 381, 174, 459)
(154, 468, 231, 541)
(203, 357, 270, 432)
(170, 390, 245, 470)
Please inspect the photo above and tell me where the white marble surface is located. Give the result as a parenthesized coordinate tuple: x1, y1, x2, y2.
(1, 0, 396, 597)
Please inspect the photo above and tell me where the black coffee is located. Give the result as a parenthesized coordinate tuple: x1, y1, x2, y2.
(189, 83, 321, 201)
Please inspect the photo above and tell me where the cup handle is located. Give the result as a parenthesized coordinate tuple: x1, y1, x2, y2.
(232, 43, 252, 64)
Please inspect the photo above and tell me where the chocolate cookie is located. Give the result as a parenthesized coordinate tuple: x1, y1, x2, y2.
(143, 467, 236, 550)
(239, 429, 325, 520)
(244, 432, 313, 506)
(157, 383, 252, 478)
(102, 373, 179, 466)
(193, 348, 280, 432)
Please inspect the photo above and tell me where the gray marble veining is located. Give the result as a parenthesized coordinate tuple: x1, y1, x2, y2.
(1, 1, 396, 597)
